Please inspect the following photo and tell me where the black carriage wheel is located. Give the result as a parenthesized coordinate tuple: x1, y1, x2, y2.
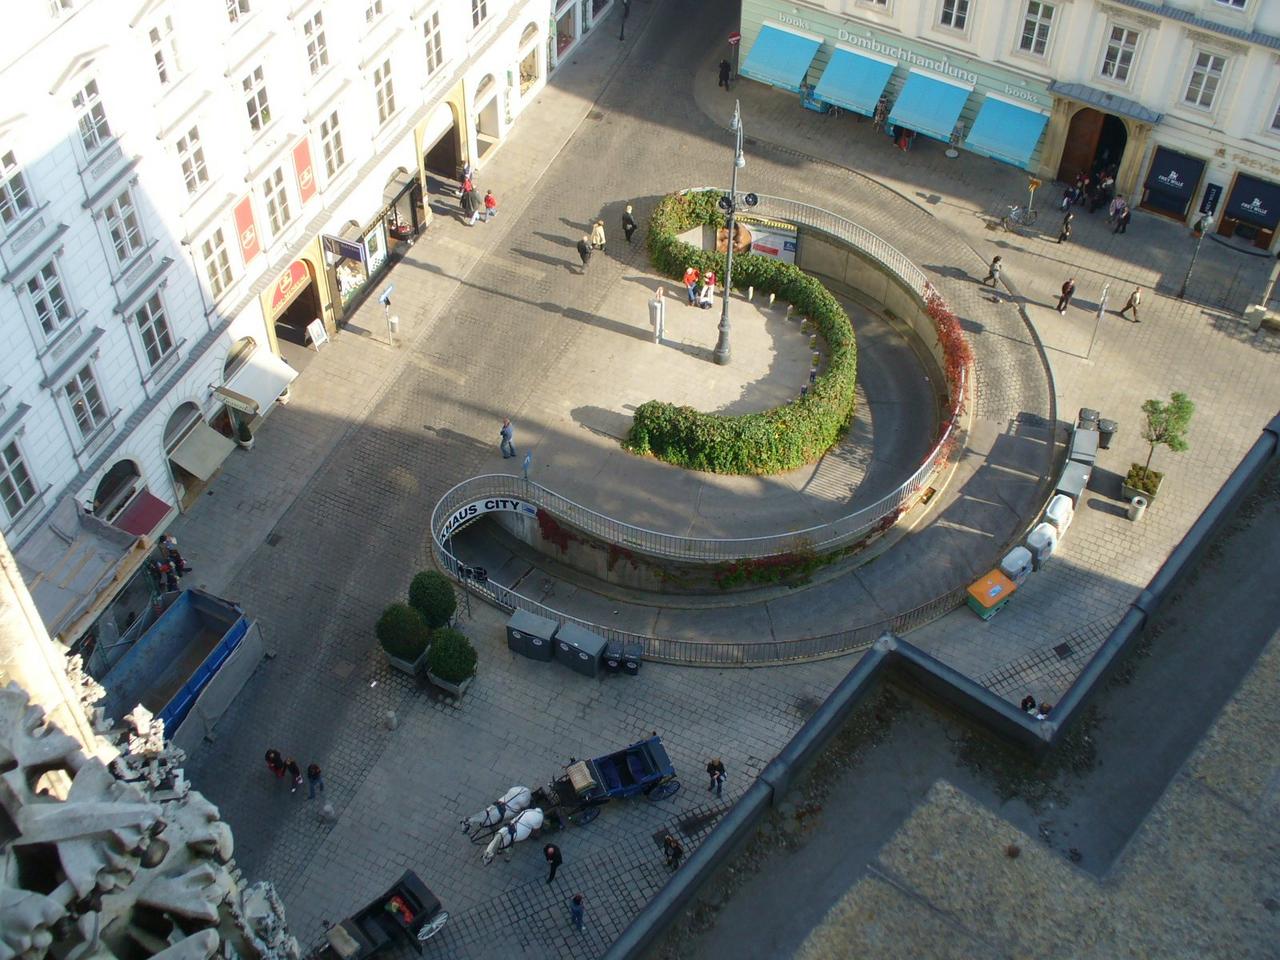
(572, 805, 601, 826)
(647, 779, 681, 802)
(416, 911, 449, 941)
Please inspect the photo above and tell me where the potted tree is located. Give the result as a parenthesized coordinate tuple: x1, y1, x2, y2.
(425, 627, 477, 698)
(1123, 392, 1194, 502)
(408, 570, 457, 629)
(235, 414, 254, 450)
(376, 603, 431, 676)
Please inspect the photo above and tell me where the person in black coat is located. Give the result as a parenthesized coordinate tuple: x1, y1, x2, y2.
(622, 204, 637, 243)
(575, 236, 592, 272)
(718, 59, 731, 90)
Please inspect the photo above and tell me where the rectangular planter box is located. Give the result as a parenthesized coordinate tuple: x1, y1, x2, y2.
(426, 671, 474, 698)
(385, 647, 431, 677)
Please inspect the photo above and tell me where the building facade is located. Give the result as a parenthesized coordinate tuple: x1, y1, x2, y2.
(738, 0, 1280, 248)
(0, 0, 585, 571)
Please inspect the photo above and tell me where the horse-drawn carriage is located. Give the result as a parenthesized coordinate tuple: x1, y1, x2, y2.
(319, 870, 448, 958)
(461, 736, 681, 862)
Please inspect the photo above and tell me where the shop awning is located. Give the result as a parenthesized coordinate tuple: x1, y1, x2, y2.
(964, 94, 1049, 169)
(1144, 147, 1205, 204)
(112, 489, 174, 538)
(169, 422, 235, 482)
(740, 24, 822, 94)
(216, 348, 298, 419)
(887, 69, 973, 143)
(812, 46, 895, 117)
(1225, 174, 1280, 229)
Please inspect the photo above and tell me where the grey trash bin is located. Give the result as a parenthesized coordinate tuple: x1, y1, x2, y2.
(1097, 418, 1117, 450)
(1078, 407, 1100, 430)
(553, 623, 606, 678)
(603, 641, 624, 673)
(622, 641, 644, 676)
(1127, 495, 1148, 522)
(507, 609, 556, 662)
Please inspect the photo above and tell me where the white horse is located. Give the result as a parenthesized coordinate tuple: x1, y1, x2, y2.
(482, 807, 545, 864)
(460, 786, 531, 836)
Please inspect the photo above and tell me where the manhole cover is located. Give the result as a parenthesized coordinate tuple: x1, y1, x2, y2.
(266, 532, 283, 547)
(1053, 642, 1074, 659)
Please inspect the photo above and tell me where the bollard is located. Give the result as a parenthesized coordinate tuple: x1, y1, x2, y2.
(1127, 495, 1148, 522)
(384, 710, 398, 730)
(812, 351, 821, 366)
(800, 385, 809, 398)
(769, 292, 776, 305)
(748, 285, 754, 300)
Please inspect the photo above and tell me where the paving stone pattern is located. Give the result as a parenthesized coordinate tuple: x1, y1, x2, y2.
(170, 1, 1280, 958)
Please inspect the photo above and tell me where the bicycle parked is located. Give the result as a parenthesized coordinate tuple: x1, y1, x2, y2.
(800, 83, 841, 119)
(1000, 204, 1038, 231)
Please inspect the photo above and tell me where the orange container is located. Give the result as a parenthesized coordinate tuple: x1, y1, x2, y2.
(966, 569, 1016, 620)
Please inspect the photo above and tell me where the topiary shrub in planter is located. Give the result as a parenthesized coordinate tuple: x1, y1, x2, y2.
(408, 570, 457, 628)
(1124, 392, 1194, 502)
(376, 603, 431, 676)
(425, 628, 478, 697)
(1122, 464, 1163, 500)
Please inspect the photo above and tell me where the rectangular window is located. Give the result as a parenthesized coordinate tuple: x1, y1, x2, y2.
(304, 11, 328, 76)
(48, 0, 73, 17)
(0, 441, 36, 521)
(939, 0, 968, 30)
(135, 293, 175, 368)
(365, 1, 384, 22)
(1271, 100, 1280, 132)
(72, 79, 112, 154)
(1101, 26, 1140, 82)
(149, 17, 177, 85)
(202, 228, 234, 299)
(1215, 0, 1246, 8)
(374, 60, 395, 124)
(471, 0, 488, 29)
(424, 11, 443, 75)
(1019, 1, 1054, 56)
(1184, 52, 1226, 110)
(243, 66, 270, 133)
(261, 166, 291, 234)
(320, 111, 344, 177)
(104, 190, 145, 265)
(25, 260, 72, 336)
(64, 365, 107, 441)
(175, 126, 208, 195)
(227, 0, 250, 23)
(0, 151, 33, 226)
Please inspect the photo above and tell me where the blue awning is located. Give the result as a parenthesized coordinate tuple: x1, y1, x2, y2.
(812, 47, 896, 116)
(740, 24, 822, 94)
(887, 69, 973, 143)
(964, 95, 1050, 169)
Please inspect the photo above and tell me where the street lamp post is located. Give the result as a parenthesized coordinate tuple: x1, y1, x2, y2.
(714, 101, 752, 366)
(1178, 212, 1215, 300)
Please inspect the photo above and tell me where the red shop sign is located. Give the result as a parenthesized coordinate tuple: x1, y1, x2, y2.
(293, 138, 317, 204)
(269, 260, 310, 315)
(234, 196, 260, 264)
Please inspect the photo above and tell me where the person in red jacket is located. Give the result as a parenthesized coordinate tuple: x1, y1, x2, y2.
(683, 266, 700, 306)
(483, 190, 498, 222)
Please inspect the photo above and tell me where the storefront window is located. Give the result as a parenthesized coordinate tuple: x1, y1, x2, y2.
(520, 47, 540, 95)
(580, 0, 591, 34)
(592, 0, 609, 15)
(556, 8, 575, 56)
(364, 223, 387, 277)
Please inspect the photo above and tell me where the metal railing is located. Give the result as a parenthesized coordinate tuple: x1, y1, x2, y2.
(427, 192, 971, 663)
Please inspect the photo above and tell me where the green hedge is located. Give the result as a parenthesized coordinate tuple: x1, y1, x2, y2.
(376, 604, 431, 662)
(427, 628, 477, 683)
(625, 190, 857, 474)
(408, 570, 456, 628)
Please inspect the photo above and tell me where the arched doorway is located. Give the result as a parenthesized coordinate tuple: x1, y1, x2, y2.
(164, 401, 233, 510)
(473, 74, 501, 160)
(1057, 108, 1128, 185)
(92, 459, 141, 521)
(423, 101, 462, 181)
(224, 336, 256, 378)
(267, 258, 323, 368)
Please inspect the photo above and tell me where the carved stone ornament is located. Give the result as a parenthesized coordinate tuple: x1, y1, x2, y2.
(0, 680, 299, 960)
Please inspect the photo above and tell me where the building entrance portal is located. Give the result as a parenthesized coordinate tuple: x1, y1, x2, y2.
(1057, 108, 1127, 185)
(424, 116, 461, 181)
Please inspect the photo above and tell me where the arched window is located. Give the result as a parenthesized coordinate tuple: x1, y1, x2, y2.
(475, 74, 494, 102)
(92, 460, 140, 520)
(520, 22, 539, 47)
(223, 336, 256, 378)
(163, 402, 201, 451)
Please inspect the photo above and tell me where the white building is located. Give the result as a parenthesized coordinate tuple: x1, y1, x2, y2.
(0, 0, 620, 635)
(738, 0, 1280, 248)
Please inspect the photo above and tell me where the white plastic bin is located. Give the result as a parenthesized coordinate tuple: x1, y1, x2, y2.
(1044, 494, 1075, 535)
(1000, 545, 1033, 584)
(1026, 523, 1058, 571)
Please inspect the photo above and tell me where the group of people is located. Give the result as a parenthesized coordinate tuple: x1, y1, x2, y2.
(681, 265, 718, 309)
(148, 534, 191, 593)
(1019, 696, 1053, 721)
(264, 748, 325, 799)
(1061, 169, 1131, 234)
(458, 165, 498, 226)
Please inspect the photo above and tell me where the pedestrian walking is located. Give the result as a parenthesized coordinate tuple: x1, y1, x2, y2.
(467, 188, 483, 225)
(683, 265, 700, 306)
(499, 417, 515, 459)
(460, 188, 477, 224)
(284, 757, 303, 793)
(718, 59, 731, 90)
(706, 758, 726, 797)
(158, 534, 192, 574)
(459, 172, 474, 199)
(1056, 278, 1076, 314)
(1118, 287, 1142, 322)
(265, 748, 286, 779)
(662, 834, 684, 869)
(306, 762, 325, 799)
(622, 204, 637, 243)
(576, 235, 592, 272)
(1107, 195, 1126, 225)
(544, 843, 563, 884)
(483, 189, 498, 222)
(1114, 207, 1131, 234)
(981, 255, 1002, 287)
(569, 893, 585, 931)
(1057, 211, 1073, 244)
(698, 271, 716, 309)
(590, 219, 606, 250)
